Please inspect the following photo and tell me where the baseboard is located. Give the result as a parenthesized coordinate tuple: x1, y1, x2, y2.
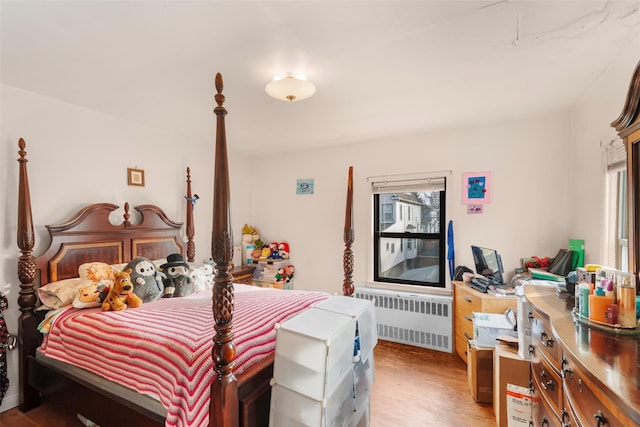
(0, 391, 19, 413)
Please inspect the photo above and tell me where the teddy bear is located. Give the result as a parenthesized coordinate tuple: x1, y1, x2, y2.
(124, 256, 165, 303)
(160, 253, 194, 298)
(101, 269, 143, 312)
(189, 259, 215, 293)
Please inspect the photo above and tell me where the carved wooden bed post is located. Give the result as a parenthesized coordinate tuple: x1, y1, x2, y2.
(185, 167, 196, 263)
(209, 73, 238, 427)
(16, 138, 39, 411)
(343, 166, 354, 296)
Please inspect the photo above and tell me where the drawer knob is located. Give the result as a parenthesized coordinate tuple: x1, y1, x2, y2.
(539, 370, 547, 381)
(541, 416, 549, 427)
(464, 296, 472, 303)
(562, 359, 573, 379)
(464, 314, 472, 322)
(594, 411, 606, 426)
(540, 331, 554, 347)
(542, 379, 555, 391)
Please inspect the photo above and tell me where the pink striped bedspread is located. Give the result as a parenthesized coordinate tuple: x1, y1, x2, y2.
(41, 284, 329, 426)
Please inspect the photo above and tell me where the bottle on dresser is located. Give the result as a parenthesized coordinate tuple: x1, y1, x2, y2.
(616, 272, 637, 327)
(588, 285, 611, 323)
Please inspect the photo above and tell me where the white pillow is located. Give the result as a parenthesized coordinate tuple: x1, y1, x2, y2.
(38, 278, 82, 309)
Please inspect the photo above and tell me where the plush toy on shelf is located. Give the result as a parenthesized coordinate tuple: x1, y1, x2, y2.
(101, 269, 143, 312)
(259, 245, 272, 260)
(283, 265, 295, 283)
(267, 242, 283, 260)
(278, 242, 290, 260)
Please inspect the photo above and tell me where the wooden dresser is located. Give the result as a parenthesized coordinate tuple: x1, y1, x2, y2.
(231, 264, 255, 284)
(453, 281, 517, 364)
(524, 284, 640, 427)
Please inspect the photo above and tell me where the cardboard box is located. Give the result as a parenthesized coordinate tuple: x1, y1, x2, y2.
(506, 384, 533, 427)
(467, 341, 494, 403)
(473, 312, 517, 347)
(493, 344, 531, 427)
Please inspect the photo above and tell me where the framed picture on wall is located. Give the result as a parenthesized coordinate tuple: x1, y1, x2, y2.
(128, 168, 145, 187)
(462, 171, 491, 204)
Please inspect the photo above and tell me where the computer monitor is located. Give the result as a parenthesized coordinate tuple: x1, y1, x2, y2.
(471, 245, 504, 284)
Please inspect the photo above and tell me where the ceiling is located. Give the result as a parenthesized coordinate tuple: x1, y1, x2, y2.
(2, 1, 640, 155)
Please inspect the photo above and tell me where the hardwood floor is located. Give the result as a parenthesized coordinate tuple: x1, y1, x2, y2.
(370, 340, 495, 427)
(0, 340, 495, 426)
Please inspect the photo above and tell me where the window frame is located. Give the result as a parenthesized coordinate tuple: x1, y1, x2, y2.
(372, 182, 447, 288)
(603, 137, 629, 271)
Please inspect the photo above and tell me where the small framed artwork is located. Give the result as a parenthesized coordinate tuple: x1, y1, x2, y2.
(462, 171, 491, 204)
(467, 204, 483, 214)
(128, 168, 145, 187)
(296, 178, 314, 195)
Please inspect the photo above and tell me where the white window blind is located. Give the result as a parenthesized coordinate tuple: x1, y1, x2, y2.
(368, 172, 448, 194)
(604, 137, 626, 172)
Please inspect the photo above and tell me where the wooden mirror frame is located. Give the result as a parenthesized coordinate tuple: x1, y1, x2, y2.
(612, 60, 640, 280)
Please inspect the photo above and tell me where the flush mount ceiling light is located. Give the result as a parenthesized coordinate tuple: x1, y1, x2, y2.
(265, 74, 316, 102)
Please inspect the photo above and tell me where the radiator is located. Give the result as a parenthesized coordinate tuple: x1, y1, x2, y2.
(354, 287, 453, 353)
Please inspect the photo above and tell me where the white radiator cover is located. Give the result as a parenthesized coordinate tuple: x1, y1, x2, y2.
(354, 287, 453, 353)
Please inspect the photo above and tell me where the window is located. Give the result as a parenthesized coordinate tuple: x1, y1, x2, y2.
(371, 174, 447, 287)
(382, 203, 395, 223)
(604, 138, 628, 271)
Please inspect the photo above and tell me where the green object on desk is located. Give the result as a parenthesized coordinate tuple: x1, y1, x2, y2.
(529, 268, 565, 282)
(569, 239, 585, 268)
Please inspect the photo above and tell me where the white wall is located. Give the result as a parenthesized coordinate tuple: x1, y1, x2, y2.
(251, 41, 639, 298)
(571, 40, 640, 262)
(253, 110, 574, 295)
(0, 84, 254, 412)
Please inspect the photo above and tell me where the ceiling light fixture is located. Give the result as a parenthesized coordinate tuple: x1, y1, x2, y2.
(265, 74, 316, 102)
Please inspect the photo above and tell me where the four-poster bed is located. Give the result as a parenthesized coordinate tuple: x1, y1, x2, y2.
(15, 73, 357, 427)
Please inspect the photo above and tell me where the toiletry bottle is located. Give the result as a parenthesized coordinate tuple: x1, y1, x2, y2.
(606, 303, 618, 325)
(589, 286, 612, 323)
(578, 283, 591, 318)
(616, 272, 636, 327)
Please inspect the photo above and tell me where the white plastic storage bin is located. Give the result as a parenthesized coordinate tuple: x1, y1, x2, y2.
(273, 307, 357, 400)
(269, 369, 355, 427)
(350, 393, 370, 427)
(353, 352, 375, 412)
(313, 295, 378, 362)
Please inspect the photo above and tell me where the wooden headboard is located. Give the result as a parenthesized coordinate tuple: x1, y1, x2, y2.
(34, 202, 186, 285)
